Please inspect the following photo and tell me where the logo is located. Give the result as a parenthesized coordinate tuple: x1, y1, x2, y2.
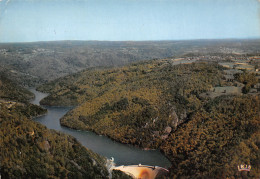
(238, 164, 251, 172)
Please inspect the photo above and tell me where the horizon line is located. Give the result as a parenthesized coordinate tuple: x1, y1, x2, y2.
(1, 37, 260, 44)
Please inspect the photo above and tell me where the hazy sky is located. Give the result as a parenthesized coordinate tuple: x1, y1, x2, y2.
(0, 0, 259, 42)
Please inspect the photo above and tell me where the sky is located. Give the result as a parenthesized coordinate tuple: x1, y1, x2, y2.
(0, 0, 259, 42)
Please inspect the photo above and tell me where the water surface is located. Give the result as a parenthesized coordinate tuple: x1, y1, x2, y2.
(30, 89, 171, 167)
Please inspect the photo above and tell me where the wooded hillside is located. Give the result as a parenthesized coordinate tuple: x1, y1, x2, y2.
(38, 59, 259, 178)
(0, 77, 109, 178)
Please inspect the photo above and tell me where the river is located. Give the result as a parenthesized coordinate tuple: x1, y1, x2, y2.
(30, 89, 171, 168)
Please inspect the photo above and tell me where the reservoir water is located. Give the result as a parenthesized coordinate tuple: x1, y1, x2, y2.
(30, 89, 171, 168)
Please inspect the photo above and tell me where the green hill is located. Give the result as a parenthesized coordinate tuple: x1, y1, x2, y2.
(0, 104, 109, 178)
(1, 39, 259, 86)
(0, 77, 109, 178)
(161, 95, 259, 178)
(0, 74, 34, 102)
(38, 59, 260, 178)
(38, 60, 225, 148)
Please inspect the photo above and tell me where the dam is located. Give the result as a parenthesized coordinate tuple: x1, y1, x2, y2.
(113, 164, 169, 179)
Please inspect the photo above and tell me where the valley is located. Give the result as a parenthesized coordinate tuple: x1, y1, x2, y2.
(30, 89, 171, 168)
(0, 76, 110, 178)
(0, 40, 259, 178)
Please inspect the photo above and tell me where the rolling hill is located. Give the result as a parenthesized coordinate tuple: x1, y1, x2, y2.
(38, 58, 260, 178)
(1, 39, 259, 86)
(0, 76, 110, 178)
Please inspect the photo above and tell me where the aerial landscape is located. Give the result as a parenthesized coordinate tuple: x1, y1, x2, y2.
(0, 0, 259, 178)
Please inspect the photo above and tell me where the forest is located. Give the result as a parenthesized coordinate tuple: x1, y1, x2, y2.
(161, 95, 259, 178)
(1, 39, 259, 86)
(1, 39, 260, 178)
(38, 58, 260, 178)
(0, 76, 110, 178)
(38, 60, 225, 147)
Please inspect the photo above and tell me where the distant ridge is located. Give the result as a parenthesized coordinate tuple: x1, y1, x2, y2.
(1, 38, 260, 44)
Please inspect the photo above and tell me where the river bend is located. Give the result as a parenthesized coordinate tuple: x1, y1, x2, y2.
(30, 89, 171, 168)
